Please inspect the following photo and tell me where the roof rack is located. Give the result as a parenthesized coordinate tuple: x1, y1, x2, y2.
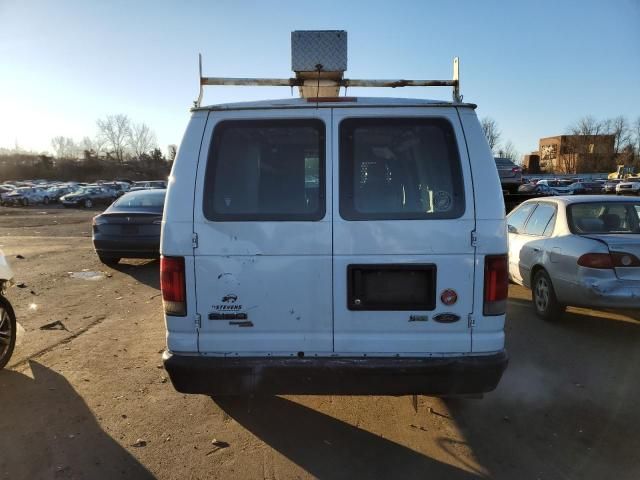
(194, 31, 461, 107)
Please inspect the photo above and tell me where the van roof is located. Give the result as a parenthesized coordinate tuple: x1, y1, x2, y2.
(193, 96, 477, 112)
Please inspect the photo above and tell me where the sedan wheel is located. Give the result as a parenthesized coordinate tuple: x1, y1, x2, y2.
(532, 270, 565, 321)
(43, 196, 50, 205)
(0, 298, 17, 370)
(84, 199, 93, 208)
(22, 198, 29, 207)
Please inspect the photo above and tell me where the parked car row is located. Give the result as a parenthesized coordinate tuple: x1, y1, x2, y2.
(516, 178, 617, 196)
(0, 179, 167, 207)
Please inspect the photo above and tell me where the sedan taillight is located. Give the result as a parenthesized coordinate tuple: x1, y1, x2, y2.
(161, 256, 186, 316)
(578, 252, 640, 269)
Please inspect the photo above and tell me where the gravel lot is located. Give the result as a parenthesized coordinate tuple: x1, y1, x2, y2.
(1, 205, 639, 479)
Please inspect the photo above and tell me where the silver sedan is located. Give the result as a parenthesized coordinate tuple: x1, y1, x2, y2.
(507, 195, 640, 320)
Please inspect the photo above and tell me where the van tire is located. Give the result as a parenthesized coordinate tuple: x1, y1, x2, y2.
(532, 270, 564, 321)
(0, 296, 17, 370)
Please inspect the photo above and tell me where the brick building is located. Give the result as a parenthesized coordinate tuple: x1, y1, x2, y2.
(524, 135, 615, 173)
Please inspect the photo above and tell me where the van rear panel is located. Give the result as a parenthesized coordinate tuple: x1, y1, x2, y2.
(331, 110, 475, 354)
(192, 110, 334, 354)
(162, 99, 508, 394)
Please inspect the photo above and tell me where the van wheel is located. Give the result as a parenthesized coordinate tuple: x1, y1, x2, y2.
(0, 296, 17, 370)
(532, 270, 565, 321)
(98, 255, 120, 266)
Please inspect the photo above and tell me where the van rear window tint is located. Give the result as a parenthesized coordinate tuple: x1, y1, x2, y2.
(203, 119, 325, 221)
(339, 118, 465, 220)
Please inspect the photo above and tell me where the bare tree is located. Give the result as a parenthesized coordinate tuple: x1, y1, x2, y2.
(128, 122, 157, 159)
(568, 115, 605, 136)
(96, 114, 132, 164)
(81, 136, 106, 156)
(167, 144, 177, 162)
(51, 136, 78, 158)
(633, 117, 640, 163)
(605, 116, 631, 155)
(481, 117, 501, 152)
(497, 141, 519, 162)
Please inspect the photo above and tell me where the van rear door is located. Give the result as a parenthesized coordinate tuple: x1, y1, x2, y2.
(332, 109, 475, 353)
(194, 109, 332, 354)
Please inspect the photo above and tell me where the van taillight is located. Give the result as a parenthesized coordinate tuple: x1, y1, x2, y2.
(483, 254, 508, 316)
(161, 256, 186, 316)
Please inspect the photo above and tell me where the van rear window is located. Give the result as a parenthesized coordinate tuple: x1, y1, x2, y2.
(339, 118, 465, 220)
(203, 119, 325, 221)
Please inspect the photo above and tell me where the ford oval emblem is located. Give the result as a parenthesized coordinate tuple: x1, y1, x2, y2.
(433, 313, 461, 323)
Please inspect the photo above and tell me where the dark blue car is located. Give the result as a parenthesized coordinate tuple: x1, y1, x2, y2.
(92, 189, 166, 265)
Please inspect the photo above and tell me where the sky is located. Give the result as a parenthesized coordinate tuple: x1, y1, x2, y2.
(0, 0, 638, 159)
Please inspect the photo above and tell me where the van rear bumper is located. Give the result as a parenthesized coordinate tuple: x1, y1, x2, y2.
(162, 351, 508, 396)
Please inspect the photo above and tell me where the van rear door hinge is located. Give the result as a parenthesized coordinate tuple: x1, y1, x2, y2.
(194, 313, 201, 329)
(468, 314, 475, 328)
(192, 232, 199, 249)
(470, 230, 478, 247)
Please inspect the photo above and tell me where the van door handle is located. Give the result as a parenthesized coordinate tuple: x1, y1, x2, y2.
(532, 247, 541, 252)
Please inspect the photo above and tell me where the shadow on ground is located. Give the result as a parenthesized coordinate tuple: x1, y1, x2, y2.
(0, 362, 153, 479)
(213, 395, 478, 480)
(444, 297, 640, 480)
(112, 259, 160, 290)
(215, 297, 640, 480)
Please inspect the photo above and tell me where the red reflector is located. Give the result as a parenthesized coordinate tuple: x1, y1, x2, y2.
(577, 253, 613, 269)
(160, 256, 186, 316)
(484, 254, 508, 316)
(440, 289, 458, 306)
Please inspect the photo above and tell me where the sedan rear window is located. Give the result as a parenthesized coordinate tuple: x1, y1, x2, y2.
(339, 118, 464, 220)
(568, 202, 640, 234)
(495, 158, 516, 166)
(114, 191, 166, 208)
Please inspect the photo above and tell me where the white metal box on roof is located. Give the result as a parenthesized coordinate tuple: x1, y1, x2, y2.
(291, 30, 347, 72)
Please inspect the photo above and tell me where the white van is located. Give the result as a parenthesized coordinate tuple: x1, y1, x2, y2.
(161, 33, 508, 396)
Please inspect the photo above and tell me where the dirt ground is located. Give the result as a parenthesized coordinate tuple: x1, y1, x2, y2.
(1, 205, 640, 479)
